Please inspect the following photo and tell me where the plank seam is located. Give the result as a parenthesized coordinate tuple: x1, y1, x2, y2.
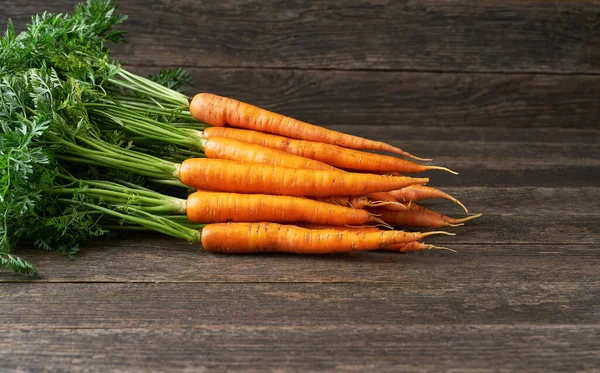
(122, 64, 600, 76)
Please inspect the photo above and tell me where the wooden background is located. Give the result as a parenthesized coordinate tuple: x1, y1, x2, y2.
(1, 1, 599, 372)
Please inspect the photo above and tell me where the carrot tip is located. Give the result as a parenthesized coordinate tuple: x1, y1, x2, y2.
(452, 198, 469, 214)
(392, 148, 433, 162)
(451, 213, 483, 224)
(408, 155, 433, 162)
(428, 166, 458, 175)
(448, 223, 465, 227)
(429, 245, 457, 253)
(423, 231, 455, 237)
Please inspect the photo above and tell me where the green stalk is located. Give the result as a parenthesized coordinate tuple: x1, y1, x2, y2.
(110, 96, 197, 120)
(86, 103, 207, 149)
(60, 200, 200, 243)
(54, 135, 180, 179)
(110, 69, 190, 108)
(51, 188, 187, 214)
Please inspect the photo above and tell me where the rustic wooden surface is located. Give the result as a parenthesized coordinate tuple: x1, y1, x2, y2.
(1, 1, 599, 372)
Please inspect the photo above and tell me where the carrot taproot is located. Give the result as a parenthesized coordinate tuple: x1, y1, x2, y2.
(202, 136, 336, 170)
(296, 225, 455, 253)
(200, 127, 452, 173)
(388, 185, 468, 213)
(186, 190, 384, 226)
(405, 203, 482, 224)
(200, 222, 453, 254)
(177, 158, 429, 197)
(190, 93, 430, 161)
(368, 205, 482, 228)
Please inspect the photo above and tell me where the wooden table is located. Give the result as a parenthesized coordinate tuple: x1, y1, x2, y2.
(2, 1, 599, 371)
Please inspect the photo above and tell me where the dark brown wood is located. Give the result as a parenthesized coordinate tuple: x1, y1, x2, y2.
(321, 125, 600, 145)
(1, 277, 599, 328)
(132, 68, 600, 128)
(4, 0, 600, 73)
(1, 243, 597, 283)
(2, 326, 599, 372)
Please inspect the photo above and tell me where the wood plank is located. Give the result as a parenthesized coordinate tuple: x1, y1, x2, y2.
(136, 68, 600, 128)
(2, 243, 598, 283)
(1, 326, 599, 372)
(1, 276, 599, 328)
(326, 125, 600, 145)
(5, 0, 600, 73)
(411, 165, 599, 188)
(429, 187, 600, 215)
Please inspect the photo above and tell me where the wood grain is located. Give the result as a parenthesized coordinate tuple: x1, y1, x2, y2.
(1, 242, 597, 283)
(2, 278, 599, 328)
(2, 326, 599, 373)
(4, 0, 600, 73)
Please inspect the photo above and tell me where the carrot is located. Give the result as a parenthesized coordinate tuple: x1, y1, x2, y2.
(200, 127, 453, 174)
(297, 224, 381, 232)
(190, 93, 430, 161)
(186, 190, 384, 226)
(296, 225, 455, 253)
(200, 222, 453, 254)
(177, 158, 429, 197)
(368, 205, 482, 228)
(406, 203, 481, 224)
(388, 185, 468, 213)
(202, 136, 336, 171)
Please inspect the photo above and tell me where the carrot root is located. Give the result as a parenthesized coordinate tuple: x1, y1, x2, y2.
(445, 213, 483, 225)
(426, 166, 459, 175)
(389, 185, 469, 213)
(451, 197, 469, 214)
(429, 245, 457, 253)
(407, 154, 433, 162)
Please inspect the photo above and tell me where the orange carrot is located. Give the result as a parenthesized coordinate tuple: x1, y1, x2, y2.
(297, 224, 381, 232)
(177, 158, 429, 197)
(388, 185, 468, 213)
(200, 127, 452, 173)
(202, 136, 336, 170)
(405, 203, 482, 224)
(190, 93, 430, 161)
(200, 222, 452, 254)
(368, 205, 482, 228)
(296, 225, 455, 253)
(186, 190, 384, 226)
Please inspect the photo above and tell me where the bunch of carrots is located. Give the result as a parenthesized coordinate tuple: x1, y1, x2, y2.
(0, 0, 480, 275)
(174, 94, 481, 254)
